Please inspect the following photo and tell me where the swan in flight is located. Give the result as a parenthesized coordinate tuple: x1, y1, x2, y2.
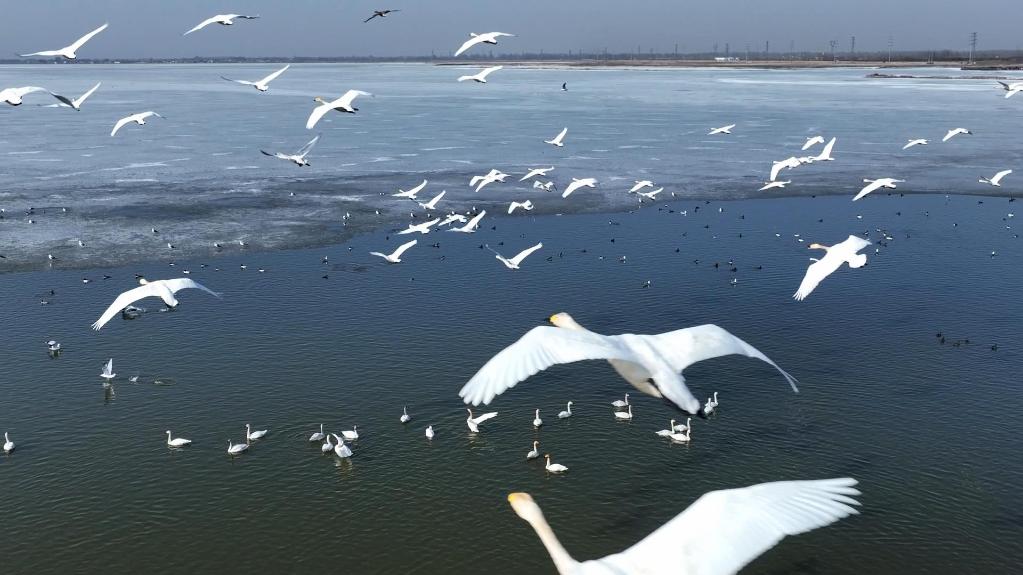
(493, 242, 543, 270)
(508, 478, 860, 575)
(397, 218, 440, 235)
(418, 190, 446, 210)
(309, 424, 326, 442)
(813, 137, 837, 162)
(261, 133, 319, 167)
(942, 128, 971, 142)
(520, 166, 555, 182)
(1, 86, 69, 107)
(793, 235, 871, 301)
(364, 9, 400, 22)
(466, 408, 498, 432)
(903, 139, 928, 149)
(306, 90, 372, 129)
(331, 434, 353, 458)
(544, 454, 568, 473)
(526, 440, 540, 460)
(459, 313, 799, 415)
(770, 157, 800, 182)
(802, 136, 824, 150)
(533, 409, 543, 428)
(110, 111, 162, 137)
(708, 124, 735, 135)
(508, 200, 534, 214)
(997, 81, 1023, 98)
(611, 393, 629, 408)
(533, 180, 557, 192)
(222, 65, 289, 92)
(45, 82, 101, 110)
(545, 128, 568, 147)
(393, 179, 429, 199)
(628, 181, 653, 193)
(454, 32, 515, 57)
(562, 178, 596, 198)
(370, 239, 417, 263)
(447, 210, 486, 233)
(184, 14, 259, 36)
(853, 178, 903, 201)
(20, 23, 108, 59)
(980, 169, 1012, 187)
(3, 432, 14, 454)
(558, 401, 573, 419)
(425, 425, 435, 440)
(439, 213, 468, 226)
(400, 406, 412, 424)
(100, 358, 116, 380)
(457, 66, 503, 83)
(636, 187, 663, 200)
(759, 180, 790, 191)
(91, 277, 221, 330)
(166, 431, 192, 447)
(227, 441, 248, 455)
(471, 169, 509, 192)
(246, 424, 268, 441)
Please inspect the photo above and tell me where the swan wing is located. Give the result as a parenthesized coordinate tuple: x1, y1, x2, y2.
(471, 412, 499, 424)
(338, 89, 371, 109)
(110, 115, 133, 137)
(509, 242, 542, 266)
(454, 35, 485, 56)
(852, 179, 885, 201)
(615, 478, 860, 575)
(459, 326, 644, 406)
(992, 169, 1013, 185)
(184, 16, 221, 35)
(222, 76, 257, 86)
(793, 252, 844, 301)
(478, 65, 503, 79)
(91, 284, 166, 330)
(67, 22, 109, 53)
(159, 278, 222, 298)
(20, 50, 64, 57)
(390, 239, 418, 259)
(296, 133, 320, 156)
(306, 103, 333, 129)
(73, 82, 102, 107)
(257, 64, 290, 86)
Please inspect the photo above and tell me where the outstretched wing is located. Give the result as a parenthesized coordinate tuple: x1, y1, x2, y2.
(306, 103, 332, 130)
(73, 82, 102, 108)
(222, 76, 256, 86)
(793, 254, 844, 301)
(91, 284, 163, 330)
(67, 22, 109, 53)
(295, 133, 320, 157)
(184, 15, 221, 35)
(338, 89, 371, 109)
(478, 65, 503, 80)
(509, 242, 542, 266)
(161, 278, 222, 298)
(471, 412, 498, 424)
(391, 239, 418, 259)
(852, 179, 884, 201)
(454, 35, 484, 57)
(257, 64, 290, 86)
(110, 116, 133, 137)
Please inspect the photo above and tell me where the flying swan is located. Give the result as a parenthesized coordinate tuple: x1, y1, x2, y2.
(91, 277, 221, 330)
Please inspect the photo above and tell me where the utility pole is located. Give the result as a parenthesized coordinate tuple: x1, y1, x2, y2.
(850, 36, 856, 59)
(713, 42, 719, 56)
(829, 40, 837, 62)
(725, 42, 730, 58)
(969, 31, 978, 65)
(765, 40, 769, 59)
(888, 36, 894, 63)
(745, 43, 749, 62)
(674, 42, 678, 57)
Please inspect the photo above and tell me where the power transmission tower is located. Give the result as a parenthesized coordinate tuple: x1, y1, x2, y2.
(850, 36, 856, 58)
(888, 36, 894, 63)
(969, 32, 978, 64)
(765, 40, 769, 59)
(829, 40, 837, 62)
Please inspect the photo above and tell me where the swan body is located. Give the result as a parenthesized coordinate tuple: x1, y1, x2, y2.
(521, 166, 555, 182)
(400, 406, 412, 424)
(903, 139, 928, 149)
(703, 397, 715, 415)
(793, 235, 871, 300)
(21, 23, 108, 59)
(457, 65, 503, 83)
(674, 417, 692, 432)
(3, 432, 14, 454)
(261, 133, 319, 166)
(614, 404, 633, 420)
(341, 426, 358, 441)
(222, 65, 289, 92)
(527, 440, 540, 460)
(166, 430, 192, 447)
(227, 440, 248, 455)
(611, 393, 630, 408)
(110, 111, 163, 137)
(629, 180, 653, 193)
(306, 90, 372, 129)
(331, 434, 353, 458)
(533, 409, 543, 428)
(942, 128, 971, 142)
(544, 454, 568, 473)
(45, 82, 101, 110)
(459, 313, 799, 416)
(508, 200, 534, 214)
(398, 218, 440, 235)
(370, 239, 417, 263)
(425, 425, 435, 440)
(558, 401, 573, 419)
(100, 358, 116, 380)
(454, 32, 515, 57)
(770, 157, 800, 182)
(655, 421, 676, 437)
(393, 179, 428, 199)
(92, 277, 220, 330)
(980, 169, 1012, 187)
(47, 340, 61, 352)
(466, 408, 498, 433)
(471, 169, 510, 193)
(309, 424, 326, 442)
(418, 190, 446, 210)
(1, 86, 68, 106)
(636, 187, 663, 201)
(853, 178, 903, 201)
(562, 178, 596, 198)
(545, 127, 568, 147)
(668, 426, 692, 443)
(802, 136, 824, 150)
(494, 242, 542, 270)
(708, 124, 735, 135)
(246, 424, 268, 441)
(322, 435, 334, 454)
(184, 14, 259, 36)
(447, 210, 486, 233)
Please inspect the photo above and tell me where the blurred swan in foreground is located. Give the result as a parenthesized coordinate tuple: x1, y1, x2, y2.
(91, 277, 221, 330)
(508, 478, 860, 574)
(20, 23, 108, 59)
(793, 235, 871, 301)
(459, 313, 798, 415)
(998, 81, 1023, 98)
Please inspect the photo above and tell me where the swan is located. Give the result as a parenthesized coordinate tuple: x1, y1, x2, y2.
(533, 409, 543, 428)
(471, 169, 510, 193)
(454, 32, 515, 57)
(227, 440, 248, 455)
(400, 406, 412, 424)
(47, 340, 61, 352)
(100, 358, 116, 380)
(942, 128, 971, 142)
(636, 188, 663, 201)
(397, 218, 440, 235)
(527, 440, 540, 460)
(562, 178, 596, 198)
(44, 82, 101, 110)
(708, 124, 735, 135)
(492, 242, 542, 270)
(418, 190, 446, 210)
(3, 432, 14, 454)
(629, 180, 654, 193)
(980, 169, 1012, 187)
(557, 401, 573, 419)
(703, 398, 715, 415)
(853, 178, 903, 201)
(306, 90, 372, 129)
(439, 213, 468, 226)
(509, 478, 859, 574)
(184, 14, 260, 36)
(321, 435, 334, 454)
(341, 426, 358, 441)
(759, 180, 790, 191)
(166, 431, 192, 447)
(1, 86, 68, 106)
(364, 9, 400, 22)
(370, 239, 417, 263)
(998, 81, 1023, 98)
(770, 157, 800, 182)
(457, 65, 503, 83)
(614, 405, 633, 420)
(393, 179, 428, 199)
(466, 408, 498, 432)
(533, 180, 557, 192)
(903, 139, 928, 150)
(246, 424, 268, 441)
(110, 111, 163, 137)
(544, 454, 568, 473)
(674, 417, 692, 432)
(331, 434, 353, 458)
(668, 426, 692, 443)
(309, 424, 326, 442)
(611, 393, 629, 408)
(521, 166, 555, 182)
(508, 200, 534, 214)
(261, 133, 319, 167)
(710, 392, 719, 408)
(425, 425, 435, 440)
(447, 210, 486, 233)
(655, 420, 676, 437)
(813, 137, 837, 161)
(802, 136, 824, 150)
(545, 127, 568, 147)
(459, 313, 799, 416)
(222, 65, 289, 92)
(793, 235, 871, 300)
(20, 23, 108, 59)
(91, 277, 221, 330)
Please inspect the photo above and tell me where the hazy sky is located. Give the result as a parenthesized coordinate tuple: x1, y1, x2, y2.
(2, 1, 1020, 59)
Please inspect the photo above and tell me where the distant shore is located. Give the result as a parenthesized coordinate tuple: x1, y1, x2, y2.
(438, 59, 973, 70)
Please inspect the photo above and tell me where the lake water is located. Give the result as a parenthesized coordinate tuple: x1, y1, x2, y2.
(1, 64, 1022, 574)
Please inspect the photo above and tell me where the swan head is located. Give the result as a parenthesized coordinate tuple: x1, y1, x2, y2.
(137, 276, 149, 285)
(313, 96, 328, 104)
(548, 312, 584, 331)
(508, 492, 545, 524)
(807, 243, 828, 251)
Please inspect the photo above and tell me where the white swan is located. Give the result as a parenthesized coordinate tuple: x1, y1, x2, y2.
(466, 408, 498, 433)
(471, 169, 509, 193)
(668, 426, 692, 443)
(527, 440, 540, 460)
(110, 111, 163, 137)
(45, 82, 101, 110)
(708, 124, 735, 135)
(306, 90, 372, 129)
(510, 478, 859, 574)
(341, 426, 358, 441)
(454, 32, 515, 57)
(222, 65, 289, 92)
(457, 65, 503, 83)
(397, 218, 440, 235)
(703, 397, 715, 415)
(246, 424, 268, 441)
(331, 434, 353, 458)
(227, 440, 249, 455)
(628, 180, 653, 193)
(759, 180, 790, 191)
(636, 188, 663, 201)
(793, 235, 871, 300)
(614, 404, 633, 420)
(770, 157, 800, 182)
(980, 169, 1012, 187)
(611, 393, 630, 408)
(802, 136, 824, 150)
(321, 435, 334, 454)
(533, 409, 543, 428)
(261, 133, 319, 167)
(21, 23, 108, 59)
(508, 200, 534, 214)
(942, 128, 971, 142)
(903, 139, 928, 149)
(544, 454, 568, 473)
(91, 277, 221, 330)
(998, 81, 1023, 98)
(545, 127, 568, 147)
(393, 179, 428, 199)
(813, 137, 837, 161)
(100, 358, 116, 380)
(370, 239, 417, 263)
(520, 167, 555, 182)
(710, 392, 719, 408)
(400, 406, 412, 424)
(418, 190, 447, 210)
(655, 420, 676, 437)
(1, 86, 67, 106)
(309, 424, 326, 442)
(562, 178, 596, 198)
(558, 401, 573, 419)
(447, 210, 486, 233)
(166, 430, 192, 447)
(425, 425, 435, 440)
(184, 14, 260, 36)
(459, 313, 798, 416)
(3, 432, 14, 454)
(493, 242, 542, 270)
(853, 178, 903, 201)
(674, 417, 692, 432)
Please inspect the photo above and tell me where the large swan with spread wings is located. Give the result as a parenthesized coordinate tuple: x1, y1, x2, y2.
(91, 277, 221, 331)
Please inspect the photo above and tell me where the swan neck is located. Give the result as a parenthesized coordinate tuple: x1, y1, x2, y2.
(524, 508, 578, 574)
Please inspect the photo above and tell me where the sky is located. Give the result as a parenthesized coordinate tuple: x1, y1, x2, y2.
(1, 0, 1020, 59)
